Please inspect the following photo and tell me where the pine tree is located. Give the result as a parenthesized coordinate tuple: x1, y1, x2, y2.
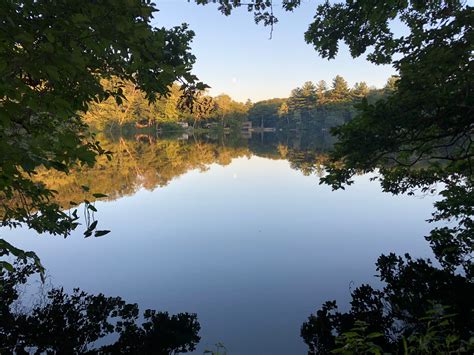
(328, 75, 351, 102)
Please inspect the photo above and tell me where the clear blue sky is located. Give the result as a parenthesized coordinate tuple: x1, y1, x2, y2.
(154, 1, 397, 102)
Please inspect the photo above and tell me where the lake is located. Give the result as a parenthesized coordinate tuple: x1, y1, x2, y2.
(2, 131, 437, 354)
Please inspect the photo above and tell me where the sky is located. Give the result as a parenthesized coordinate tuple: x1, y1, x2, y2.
(154, 0, 397, 102)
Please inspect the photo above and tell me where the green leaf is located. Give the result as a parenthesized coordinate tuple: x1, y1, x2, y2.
(0, 261, 14, 272)
(94, 230, 111, 237)
(85, 220, 98, 234)
(92, 193, 108, 198)
(367, 332, 383, 339)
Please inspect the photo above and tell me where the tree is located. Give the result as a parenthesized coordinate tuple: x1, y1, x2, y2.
(286, 81, 318, 128)
(352, 81, 369, 100)
(301, 81, 317, 101)
(84, 79, 151, 130)
(315, 80, 328, 105)
(0, 0, 207, 270)
(154, 84, 182, 124)
(248, 98, 285, 128)
(278, 101, 290, 126)
(383, 75, 399, 94)
(212, 94, 248, 127)
(179, 92, 216, 128)
(316, 3, 473, 278)
(213, 94, 233, 122)
(327, 75, 351, 102)
(289, 81, 317, 110)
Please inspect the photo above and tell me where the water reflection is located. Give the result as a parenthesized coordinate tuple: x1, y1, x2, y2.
(2, 130, 437, 354)
(1, 259, 201, 354)
(31, 130, 335, 208)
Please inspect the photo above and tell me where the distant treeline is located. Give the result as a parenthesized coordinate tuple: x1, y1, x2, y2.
(83, 76, 398, 132)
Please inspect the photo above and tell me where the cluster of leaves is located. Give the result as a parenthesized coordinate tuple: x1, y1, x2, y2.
(307, 2, 473, 189)
(193, 0, 302, 28)
(0, 259, 200, 354)
(330, 315, 473, 355)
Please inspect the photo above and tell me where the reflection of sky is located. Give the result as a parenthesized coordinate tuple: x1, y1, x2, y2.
(154, 1, 400, 101)
(3, 156, 436, 354)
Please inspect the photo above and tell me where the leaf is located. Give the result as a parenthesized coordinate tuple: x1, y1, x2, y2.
(367, 332, 383, 339)
(88, 204, 97, 212)
(85, 220, 98, 234)
(94, 230, 111, 237)
(0, 261, 14, 272)
(92, 193, 108, 198)
(81, 185, 90, 192)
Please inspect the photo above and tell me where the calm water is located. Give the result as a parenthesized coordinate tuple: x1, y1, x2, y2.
(3, 132, 437, 354)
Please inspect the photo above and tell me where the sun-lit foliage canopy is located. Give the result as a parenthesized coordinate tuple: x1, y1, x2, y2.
(80, 74, 374, 134)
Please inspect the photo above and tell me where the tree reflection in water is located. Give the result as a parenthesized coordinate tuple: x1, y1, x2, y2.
(1, 259, 200, 354)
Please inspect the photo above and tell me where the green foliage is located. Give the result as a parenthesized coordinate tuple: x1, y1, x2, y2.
(331, 311, 474, 355)
(85, 80, 255, 131)
(248, 98, 286, 128)
(280, 76, 380, 130)
(402, 307, 474, 354)
(303, 1, 471, 65)
(329, 76, 351, 103)
(82, 73, 386, 134)
(352, 82, 370, 100)
(332, 321, 384, 355)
